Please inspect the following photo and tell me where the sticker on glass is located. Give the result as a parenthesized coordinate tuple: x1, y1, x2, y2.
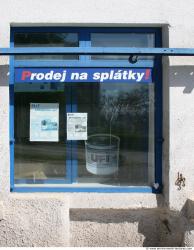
(30, 103, 59, 142)
(67, 113, 87, 140)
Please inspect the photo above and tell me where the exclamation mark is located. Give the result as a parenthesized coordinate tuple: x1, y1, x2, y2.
(145, 69, 151, 80)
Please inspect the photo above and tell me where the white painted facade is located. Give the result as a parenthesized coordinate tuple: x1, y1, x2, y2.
(0, 0, 194, 246)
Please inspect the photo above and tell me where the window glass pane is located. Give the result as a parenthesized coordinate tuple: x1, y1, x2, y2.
(91, 33, 155, 60)
(73, 81, 155, 186)
(14, 32, 78, 60)
(14, 83, 67, 183)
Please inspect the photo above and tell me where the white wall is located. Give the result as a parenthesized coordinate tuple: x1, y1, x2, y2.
(0, 0, 193, 216)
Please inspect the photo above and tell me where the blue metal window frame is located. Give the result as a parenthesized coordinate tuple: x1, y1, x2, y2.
(10, 27, 162, 193)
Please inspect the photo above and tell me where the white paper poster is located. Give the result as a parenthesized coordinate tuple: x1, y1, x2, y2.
(67, 113, 87, 140)
(30, 103, 59, 142)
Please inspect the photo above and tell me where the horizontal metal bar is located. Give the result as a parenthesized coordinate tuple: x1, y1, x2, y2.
(1, 47, 194, 56)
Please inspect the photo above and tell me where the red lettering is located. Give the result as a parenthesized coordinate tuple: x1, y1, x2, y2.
(145, 69, 151, 80)
(21, 71, 31, 80)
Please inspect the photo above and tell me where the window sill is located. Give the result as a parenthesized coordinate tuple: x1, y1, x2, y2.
(9, 191, 163, 209)
(70, 192, 163, 209)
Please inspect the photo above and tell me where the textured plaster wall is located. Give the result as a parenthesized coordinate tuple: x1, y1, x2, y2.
(0, 0, 194, 247)
(0, 64, 10, 198)
(168, 66, 194, 210)
(0, 194, 70, 246)
(70, 208, 189, 247)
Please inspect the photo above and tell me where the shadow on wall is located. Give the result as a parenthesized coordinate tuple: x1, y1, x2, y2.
(70, 199, 194, 247)
(170, 66, 194, 93)
(0, 65, 9, 87)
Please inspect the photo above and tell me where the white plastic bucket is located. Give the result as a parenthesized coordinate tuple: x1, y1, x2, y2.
(85, 134, 120, 175)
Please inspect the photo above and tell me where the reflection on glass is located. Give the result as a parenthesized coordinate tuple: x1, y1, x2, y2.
(14, 83, 67, 183)
(14, 32, 78, 60)
(91, 33, 155, 60)
(73, 82, 155, 186)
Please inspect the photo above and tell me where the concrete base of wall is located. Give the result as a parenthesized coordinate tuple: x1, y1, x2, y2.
(0, 196, 70, 247)
(70, 209, 188, 247)
(0, 195, 194, 247)
(183, 221, 194, 247)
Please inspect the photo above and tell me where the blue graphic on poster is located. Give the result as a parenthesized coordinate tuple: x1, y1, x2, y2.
(30, 103, 59, 142)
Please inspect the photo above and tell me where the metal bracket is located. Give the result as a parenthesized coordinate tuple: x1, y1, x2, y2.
(128, 55, 138, 64)
(10, 139, 15, 145)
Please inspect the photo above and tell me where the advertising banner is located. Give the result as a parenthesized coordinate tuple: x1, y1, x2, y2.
(15, 68, 152, 83)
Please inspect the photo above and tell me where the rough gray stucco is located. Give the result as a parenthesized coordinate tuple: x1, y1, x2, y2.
(0, 199, 193, 247)
(70, 209, 188, 247)
(183, 221, 194, 247)
(0, 0, 194, 247)
(0, 195, 70, 247)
